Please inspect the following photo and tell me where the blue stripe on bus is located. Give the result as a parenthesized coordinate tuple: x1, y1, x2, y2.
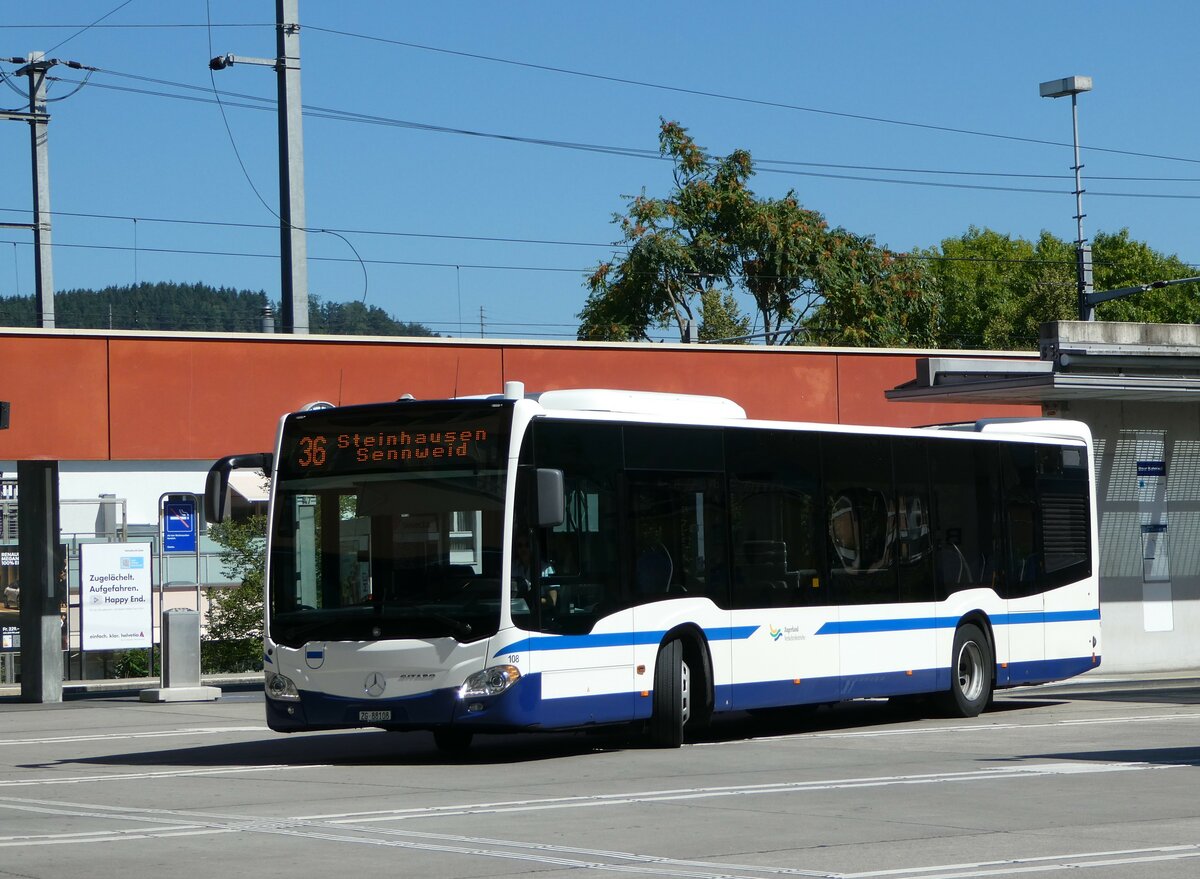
(267, 653, 1102, 734)
(494, 625, 759, 659)
(492, 608, 1100, 655)
(816, 608, 1100, 636)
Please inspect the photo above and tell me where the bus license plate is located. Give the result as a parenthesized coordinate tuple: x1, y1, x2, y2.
(359, 710, 391, 722)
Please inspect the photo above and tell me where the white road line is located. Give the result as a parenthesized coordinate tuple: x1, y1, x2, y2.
(697, 711, 1200, 745)
(0, 726, 268, 746)
(844, 844, 1200, 877)
(0, 828, 232, 848)
(4, 794, 1200, 878)
(0, 764, 328, 787)
(846, 846, 1200, 879)
(299, 760, 1181, 823)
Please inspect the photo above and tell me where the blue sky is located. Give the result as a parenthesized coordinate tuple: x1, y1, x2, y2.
(3, 1, 1198, 341)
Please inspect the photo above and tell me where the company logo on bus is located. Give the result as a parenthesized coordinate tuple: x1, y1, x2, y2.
(769, 625, 805, 643)
(364, 672, 386, 697)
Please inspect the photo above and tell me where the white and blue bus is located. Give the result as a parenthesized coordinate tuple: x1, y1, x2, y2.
(207, 382, 1100, 750)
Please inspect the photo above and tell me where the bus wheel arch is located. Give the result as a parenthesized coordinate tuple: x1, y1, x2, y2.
(940, 616, 994, 718)
(649, 625, 713, 747)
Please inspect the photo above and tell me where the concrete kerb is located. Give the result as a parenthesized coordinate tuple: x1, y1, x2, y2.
(0, 671, 262, 701)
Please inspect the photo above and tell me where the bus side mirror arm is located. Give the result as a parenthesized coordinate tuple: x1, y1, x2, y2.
(537, 468, 564, 528)
(205, 452, 274, 523)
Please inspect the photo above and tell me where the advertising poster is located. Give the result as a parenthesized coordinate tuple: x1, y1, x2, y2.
(81, 542, 153, 650)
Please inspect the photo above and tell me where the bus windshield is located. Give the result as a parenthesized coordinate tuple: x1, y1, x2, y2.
(267, 402, 512, 648)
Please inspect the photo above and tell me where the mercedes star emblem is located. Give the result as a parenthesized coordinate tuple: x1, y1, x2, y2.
(364, 672, 386, 697)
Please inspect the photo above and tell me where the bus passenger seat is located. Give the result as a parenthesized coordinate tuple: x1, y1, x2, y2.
(635, 544, 673, 594)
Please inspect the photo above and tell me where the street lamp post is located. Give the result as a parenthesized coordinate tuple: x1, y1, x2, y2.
(1040, 75, 1094, 320)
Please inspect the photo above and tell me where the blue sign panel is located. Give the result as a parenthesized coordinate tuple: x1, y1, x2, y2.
(164, 500, 197, 553)
(1136, 460, 1166, 477)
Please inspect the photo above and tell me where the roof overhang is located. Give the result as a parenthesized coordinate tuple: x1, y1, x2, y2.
(227, 470, 269, 502)
(888, 322, 1200, 406)
(887, 366, 1200, 405)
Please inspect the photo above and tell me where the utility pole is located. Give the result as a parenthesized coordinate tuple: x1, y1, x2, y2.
(275, 0, 308, 334)
(3, 53, 56, 327)
(210, 0, 309, 334)
(1040, 76, 1094, 320)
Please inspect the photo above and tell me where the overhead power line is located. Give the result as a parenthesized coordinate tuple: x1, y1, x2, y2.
(44, 0, 137, 55)
(14, 21, 1200, 166)
(9, 234, 1195, 274)
(46, 71, 1200, 200)
(0, 237, 591, 273)
(0, 206, 628, 249)
(82, 68, 1200, 182)
(303, 25, 1200, 168)
(7, 22, 272, 30)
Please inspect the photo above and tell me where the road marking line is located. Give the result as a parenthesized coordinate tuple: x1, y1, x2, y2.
(0, 764, 328, 788)
(0, 726, 268, 746)
(5, 793, 1200, 878)
(696, 711, 1200, 745)
(299, 760, 1181, 822)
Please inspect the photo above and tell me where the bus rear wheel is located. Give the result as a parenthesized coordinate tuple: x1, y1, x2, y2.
(939, 623, 993, 718)
(649, 639, 691, 748)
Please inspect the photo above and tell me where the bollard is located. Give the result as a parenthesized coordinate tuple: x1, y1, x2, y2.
(139, 609, 220, 702)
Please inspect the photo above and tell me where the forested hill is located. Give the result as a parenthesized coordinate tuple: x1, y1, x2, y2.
(0, 282, 436, 336)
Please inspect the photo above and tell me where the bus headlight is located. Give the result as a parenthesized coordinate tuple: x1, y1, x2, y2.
(459, 665, 520, 698)
(266, 672, 300, 701)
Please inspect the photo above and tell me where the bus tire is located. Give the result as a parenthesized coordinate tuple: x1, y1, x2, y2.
(940, 623, 993, 718)
(433, 728, 474, 752)
(649, 639, 690, 748)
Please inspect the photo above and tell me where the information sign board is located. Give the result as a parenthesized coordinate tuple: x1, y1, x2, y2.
(80, 542, 153, 650)
(164, 499, 198, 553)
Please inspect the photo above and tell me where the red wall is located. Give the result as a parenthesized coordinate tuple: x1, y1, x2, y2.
(0, 330, 1039, 461)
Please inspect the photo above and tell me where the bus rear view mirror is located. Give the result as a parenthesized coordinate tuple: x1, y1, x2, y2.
(205, 452, 274, 523)
(537, 468, 564, 528)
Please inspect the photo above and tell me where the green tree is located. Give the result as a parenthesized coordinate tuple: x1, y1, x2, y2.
(204, 513, 266, 673)
(0, 282, 436, 336)
(801, 230, 937, 347)
(1090, 229, 1200, 324)
(579, 120, 936, 346)
(918, 227, 1200, 350)
(698, 288, 750, 341)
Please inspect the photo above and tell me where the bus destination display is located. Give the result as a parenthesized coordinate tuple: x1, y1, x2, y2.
(281, 408, 508, 476)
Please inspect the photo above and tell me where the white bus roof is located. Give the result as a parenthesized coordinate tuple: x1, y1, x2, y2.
(480, 383, 1089, 444)
(529, 388, 747, 420)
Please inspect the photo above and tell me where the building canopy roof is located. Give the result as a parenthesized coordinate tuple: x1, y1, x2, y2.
(887, 322, 1200, 405)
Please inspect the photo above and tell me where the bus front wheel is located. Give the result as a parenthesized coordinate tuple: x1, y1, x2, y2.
(940, 623, 993, 718)
(649, 639, 691, 748)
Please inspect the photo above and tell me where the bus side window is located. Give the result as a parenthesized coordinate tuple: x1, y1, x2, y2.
(931, 440, 1002, 599)
(894, 438, 934, 603)
(823, 434, 898, 605)
(522, 420, 624, 633)
(726, 427, 824, 609)
(1001, 444, 1039, 597)
(626, 473, 727, 604)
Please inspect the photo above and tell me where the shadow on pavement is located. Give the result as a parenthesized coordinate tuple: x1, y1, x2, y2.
(21, 726, 639, 770)
(18, 695, 1070, 770)
(17, 679, 1194, 769)
(1004, 745, 1200, 768)
(1005, 681, 1200, 706)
